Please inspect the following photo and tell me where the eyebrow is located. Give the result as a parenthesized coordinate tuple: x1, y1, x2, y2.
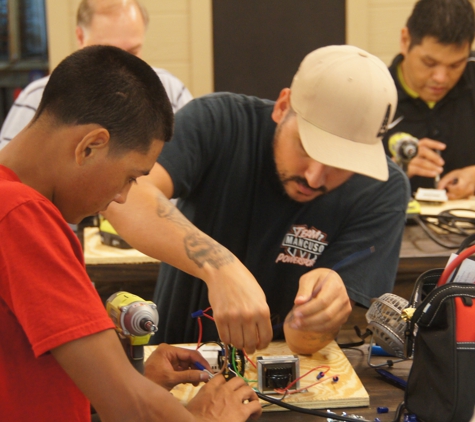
(422, 54, 467, 66)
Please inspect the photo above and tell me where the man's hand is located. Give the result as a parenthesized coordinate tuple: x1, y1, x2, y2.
(205, 263, 272, 354)
(438, 166, 475, 199)
(103, 163, 273, 355)
(406, 138, 445, 179)
(187, 376, 262, 421)
(283, 268, 352, 355)
(144, 344, 211, 391)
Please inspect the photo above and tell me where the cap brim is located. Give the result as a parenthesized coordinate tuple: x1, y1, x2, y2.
(297, 114, 389, 182)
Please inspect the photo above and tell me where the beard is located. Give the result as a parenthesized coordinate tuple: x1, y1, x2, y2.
(273, 131, 328, 201)
(278, 173, 328, 196)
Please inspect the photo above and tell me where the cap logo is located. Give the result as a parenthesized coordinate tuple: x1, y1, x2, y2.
(376, 104, 392, 138)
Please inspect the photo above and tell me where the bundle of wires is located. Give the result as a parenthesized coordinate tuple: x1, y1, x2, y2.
(190, 307, 407, 421)
(414, 208, 475, 248)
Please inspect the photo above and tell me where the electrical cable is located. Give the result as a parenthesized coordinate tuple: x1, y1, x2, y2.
(273, 365, 333, 395)
(414, 215, 463, 248)
(414, 208, 475, 249)
(337, 325, 372, 349)
(255, 391, 371, 421)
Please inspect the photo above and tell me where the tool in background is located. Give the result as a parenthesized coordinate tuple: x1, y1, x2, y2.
(406, 199, 421, 220)
(99, 217, 132, 249)
(375, 368, 407, 390)
(106, 292, 159, 373)
(388, 132, 419, 173)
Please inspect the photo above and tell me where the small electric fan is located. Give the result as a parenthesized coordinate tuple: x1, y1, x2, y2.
(365, 293, 410, 366)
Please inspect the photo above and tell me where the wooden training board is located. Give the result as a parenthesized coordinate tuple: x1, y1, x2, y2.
(83, 227, 159, 265)
(144, 341, 369, 411)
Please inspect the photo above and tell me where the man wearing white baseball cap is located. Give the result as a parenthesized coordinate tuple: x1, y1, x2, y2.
(104, 44, 410, 355)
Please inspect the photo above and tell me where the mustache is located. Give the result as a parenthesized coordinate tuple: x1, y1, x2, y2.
(282, 176, 328, 194)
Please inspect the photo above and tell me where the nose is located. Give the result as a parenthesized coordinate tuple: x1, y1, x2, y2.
(432, 65, 449, 84)
(113, 184, 132, 205)
(305, 160, 327, 188)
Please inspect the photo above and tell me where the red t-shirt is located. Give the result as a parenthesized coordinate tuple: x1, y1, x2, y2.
(0, 165, 115, 421)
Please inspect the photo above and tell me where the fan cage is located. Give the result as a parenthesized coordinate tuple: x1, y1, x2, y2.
(365, 293, 409, 358)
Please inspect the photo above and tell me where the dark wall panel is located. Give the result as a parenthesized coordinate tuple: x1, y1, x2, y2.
(213, 0, 346, 100)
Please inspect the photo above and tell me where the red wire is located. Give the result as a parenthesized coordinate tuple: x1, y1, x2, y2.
(202, 313, 215, 321)
(196, 318, 203, 350)
(437, 244, 475, 286)
(278, 372, 339, 395)
(243, 349, 257, 369)
(275, 365, 330, 394)
(194, 307, 214, 348)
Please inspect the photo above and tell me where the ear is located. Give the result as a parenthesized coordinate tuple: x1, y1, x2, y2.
(400, 27, 411, 56)
(76, 26, 85, 48)
(75, 128, 111, 166)
(272, 88, 291, 124)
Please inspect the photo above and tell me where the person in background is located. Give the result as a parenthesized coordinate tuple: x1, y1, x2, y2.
(0, 45, 260, 422)
(383, 0, 475, 199)
(103, 45, 410, 356)
(0, 0, 192, 149)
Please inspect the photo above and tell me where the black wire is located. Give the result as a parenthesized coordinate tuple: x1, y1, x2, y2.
(414, 215, 462, 248)
(414, 208, 475, 249)
(414, 211, 475, 283)
(422, 216, 471, 236)
(337, 325, 371, 348)
(255, 391, 371, 421)
(337, 339, 365, 348)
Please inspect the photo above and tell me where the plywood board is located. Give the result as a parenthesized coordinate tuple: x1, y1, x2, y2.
(144, 341, 369, 412)
(83, 228, 159, 265)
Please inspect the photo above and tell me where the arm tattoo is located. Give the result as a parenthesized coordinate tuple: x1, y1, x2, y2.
(184, 232, 234, 268)
(155, 191, 234, 269)
(155, 193, 190, 230)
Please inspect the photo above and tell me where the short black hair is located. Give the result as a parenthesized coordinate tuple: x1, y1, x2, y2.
(34, 45, 173, 154)
(407, 0, 475, 49)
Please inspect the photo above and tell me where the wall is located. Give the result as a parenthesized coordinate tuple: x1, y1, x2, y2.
(45, 0, 418, 97)
(45, 0, 213, 97)
(347, 0, 418, 65)
(213, 0, 346, 100)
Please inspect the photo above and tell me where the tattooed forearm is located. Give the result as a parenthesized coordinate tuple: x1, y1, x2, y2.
(155, 190, 234, 269)
(155, 192, 193, 230)
(184, 232, 234, 268)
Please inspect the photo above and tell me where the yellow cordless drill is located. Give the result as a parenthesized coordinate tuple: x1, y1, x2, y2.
(106, 292, 159, 373)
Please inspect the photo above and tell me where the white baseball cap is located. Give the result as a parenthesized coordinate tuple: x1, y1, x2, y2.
(290, 44, 397, 181)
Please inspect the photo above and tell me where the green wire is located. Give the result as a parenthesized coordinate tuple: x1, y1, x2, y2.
(231, 347, 257, 383)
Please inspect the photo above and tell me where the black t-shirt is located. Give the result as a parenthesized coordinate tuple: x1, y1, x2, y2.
(154, 92, 410, 344)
